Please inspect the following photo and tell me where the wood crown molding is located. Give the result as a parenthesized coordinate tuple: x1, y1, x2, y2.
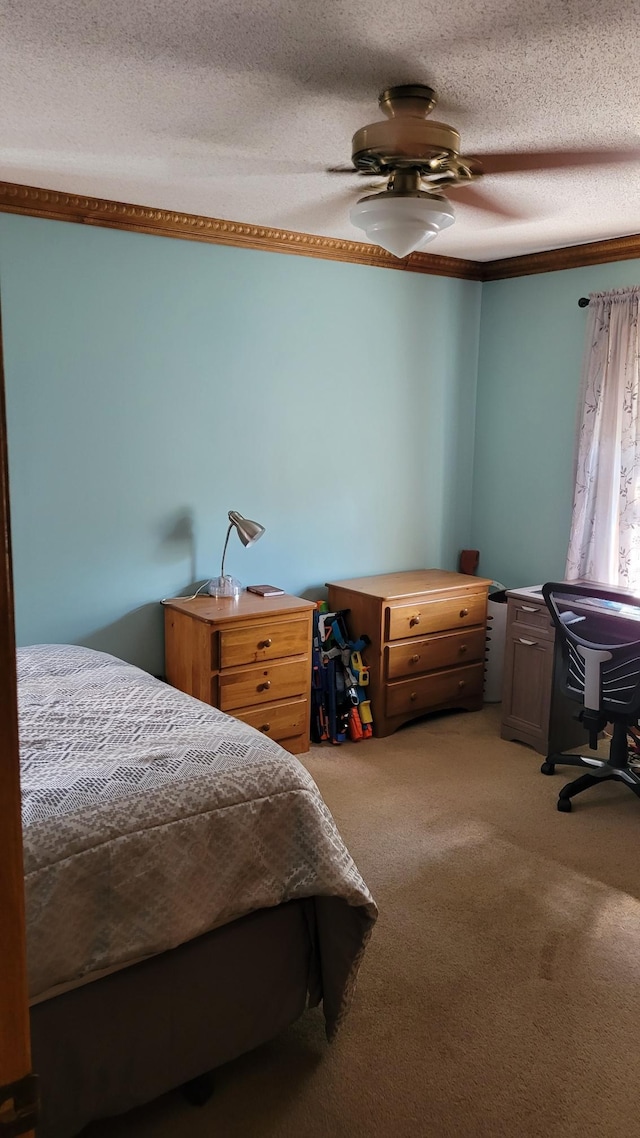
(0, 181, 481, 280)
(0, 180, 638, 281)
(481, 232, 640, 280)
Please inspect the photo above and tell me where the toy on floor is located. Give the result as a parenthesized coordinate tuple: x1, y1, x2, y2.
(311, 605, 373, 744)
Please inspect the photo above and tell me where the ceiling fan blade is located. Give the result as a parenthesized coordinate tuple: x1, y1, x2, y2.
(326, 164, 382, 176)
(175, 160, 323, 178)
(447, 183, 524, 221)
(162, 148, 328, 178)
(277, 184, 379, 232)
(468, 146, 640, 176)
(0, 145, 328, 181)
(299, 50, 462, 116)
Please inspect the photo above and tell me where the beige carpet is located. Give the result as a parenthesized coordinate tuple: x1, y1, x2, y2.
(88, 706, 640, 1138)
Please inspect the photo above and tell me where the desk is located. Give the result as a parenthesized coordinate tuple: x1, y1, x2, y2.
(500, 586, 584, 755)
(547, 586, 640, 643)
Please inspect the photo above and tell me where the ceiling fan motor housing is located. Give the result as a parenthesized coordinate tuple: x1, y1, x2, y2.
(352, 120, 462, 173)
(352, 84, 462, 175)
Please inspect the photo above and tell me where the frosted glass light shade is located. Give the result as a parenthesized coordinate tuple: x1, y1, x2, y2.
(350, 193, 455, 258)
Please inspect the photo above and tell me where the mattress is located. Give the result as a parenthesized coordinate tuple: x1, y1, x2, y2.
(18, 644, 377, 1035)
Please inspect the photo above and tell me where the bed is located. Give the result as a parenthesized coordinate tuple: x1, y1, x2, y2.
(18, 644, 377, 1138)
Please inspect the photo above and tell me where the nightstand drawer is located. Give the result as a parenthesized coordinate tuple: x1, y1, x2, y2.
(387, 592, 486, 640)
(234, 698, 307, 743)
(386, 663, 484, 718)
(386, 627, 486, 680)
(219, 618, 309, 668)
(218, 659, 309, 712)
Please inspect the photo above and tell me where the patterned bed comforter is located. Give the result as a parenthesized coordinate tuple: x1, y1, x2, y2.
(18, 644, 377, 1035)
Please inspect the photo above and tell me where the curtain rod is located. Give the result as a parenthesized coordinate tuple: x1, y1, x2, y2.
(578, 297, 590, 307)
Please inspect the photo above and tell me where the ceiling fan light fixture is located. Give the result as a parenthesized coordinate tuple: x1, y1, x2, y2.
(349, 192, 455, 258)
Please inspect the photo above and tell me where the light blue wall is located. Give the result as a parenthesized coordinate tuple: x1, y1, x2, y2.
(0, 213, 481, 673)
(472, 258, 640, 589)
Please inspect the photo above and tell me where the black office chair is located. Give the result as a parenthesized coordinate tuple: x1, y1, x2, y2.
(541, 581, 640, 813)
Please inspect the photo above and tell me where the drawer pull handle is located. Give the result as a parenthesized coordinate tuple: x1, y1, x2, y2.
(519, 637, 538, 646)
(410, 653, 420, 664)
(260, 723, 271, 733)
(409, 615, 420, 627)
(458, 680, 465, 689)
(260, 638, 273, 649)
(410, 692, 417, 702)
(459, 644, 467, 654)
(459, 608, 469, 618)
(521, 605, 538, 612)
(258, 680, 271, 691)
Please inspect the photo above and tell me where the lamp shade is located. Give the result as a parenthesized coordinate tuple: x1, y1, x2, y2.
(350, 193, 455, 259)
(228, 510, 265, 547)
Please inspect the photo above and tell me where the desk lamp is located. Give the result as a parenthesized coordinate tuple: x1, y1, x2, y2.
(207, 510, 265, 597)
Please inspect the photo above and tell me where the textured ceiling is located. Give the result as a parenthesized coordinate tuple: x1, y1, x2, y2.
(1, 0, 640, 261)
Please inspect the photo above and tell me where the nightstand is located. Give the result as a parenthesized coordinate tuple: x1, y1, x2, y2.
(163, 592, 315, 755)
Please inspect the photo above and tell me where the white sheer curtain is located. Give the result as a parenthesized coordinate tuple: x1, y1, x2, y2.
(566, 285, 640, 589)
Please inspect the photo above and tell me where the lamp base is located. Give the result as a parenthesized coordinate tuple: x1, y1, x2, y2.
(206, 574, 243, 597)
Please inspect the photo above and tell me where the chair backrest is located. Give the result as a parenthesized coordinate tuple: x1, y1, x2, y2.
(542, 582, 640, 717)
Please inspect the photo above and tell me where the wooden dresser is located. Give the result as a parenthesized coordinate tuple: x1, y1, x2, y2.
(163, 592, 315, 755)
(326, 569, 492, 738)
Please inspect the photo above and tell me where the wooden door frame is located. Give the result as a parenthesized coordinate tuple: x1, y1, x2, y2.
(0, 306, 35, 1133)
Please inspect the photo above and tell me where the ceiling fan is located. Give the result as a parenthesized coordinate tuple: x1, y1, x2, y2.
(330, 84, 640, 258)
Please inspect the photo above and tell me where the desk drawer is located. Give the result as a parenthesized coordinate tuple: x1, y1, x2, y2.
(219, 618, 309, 668)
(386, 663, 484, 718)
(386, 627, 486, 681)
(508, 598, 554, 639)
(233, 698, 307, 743)
(387, 592, 486, 641)
(218, 659, 309, 711)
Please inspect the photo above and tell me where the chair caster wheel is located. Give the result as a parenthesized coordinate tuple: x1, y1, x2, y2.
(540, 761, 555, 775)
(557, 797, 572, 813)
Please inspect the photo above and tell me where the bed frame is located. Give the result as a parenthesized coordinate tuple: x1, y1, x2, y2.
(30, 899, 315, 1137)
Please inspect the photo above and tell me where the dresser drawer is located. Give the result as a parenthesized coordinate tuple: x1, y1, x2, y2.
(508, 598, 554, 640)
(387, 592, 486, 641)
(233, 698, 307, 743)
(386, 627, 486, 681)
(386, 663, 484, 718)
(218, 659, 309, 712)
(219, 618, 309, 668)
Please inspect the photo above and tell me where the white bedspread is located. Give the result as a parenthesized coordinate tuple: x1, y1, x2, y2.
(18, 645, 377, 1035)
